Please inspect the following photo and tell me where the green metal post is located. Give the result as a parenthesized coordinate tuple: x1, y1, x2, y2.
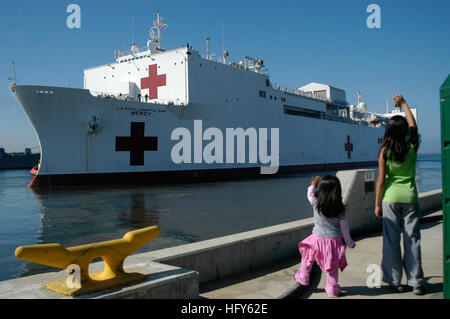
(440, 74, 450, 299)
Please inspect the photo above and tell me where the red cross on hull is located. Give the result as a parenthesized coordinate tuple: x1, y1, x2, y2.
(141, 64, 166, 100)
(345, 135, 354, 159)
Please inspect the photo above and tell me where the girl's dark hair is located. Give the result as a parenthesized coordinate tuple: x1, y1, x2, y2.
(379, 115, 409, 163)
(314, 175, 345, 219)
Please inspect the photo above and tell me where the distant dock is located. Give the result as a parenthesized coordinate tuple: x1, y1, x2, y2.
(0, 148, 39, 170)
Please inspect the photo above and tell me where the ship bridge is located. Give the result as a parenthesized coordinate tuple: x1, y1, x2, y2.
(83, 11, 189, 107)
(83, 45, 189, 106)
(298, 82, 350, 119)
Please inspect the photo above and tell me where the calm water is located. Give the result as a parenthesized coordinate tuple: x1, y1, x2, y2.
(0, 153, 441, 281)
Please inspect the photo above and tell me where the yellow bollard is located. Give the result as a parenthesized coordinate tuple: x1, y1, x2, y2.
(15, 226, 160, 296)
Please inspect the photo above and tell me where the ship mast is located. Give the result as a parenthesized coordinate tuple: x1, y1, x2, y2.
(8, 61, 16, 85)
(206, 37, 211, 60)
(150, 10, 169, 49)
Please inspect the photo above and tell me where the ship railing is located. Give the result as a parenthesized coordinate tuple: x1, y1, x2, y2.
(318, 112, 379, 127)
(115, 44, 148, 59)
(325, 111, 386, 127)
(88, 90, 186, 106)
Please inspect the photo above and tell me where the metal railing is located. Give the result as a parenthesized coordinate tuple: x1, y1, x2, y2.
(88, 90, 186, 106)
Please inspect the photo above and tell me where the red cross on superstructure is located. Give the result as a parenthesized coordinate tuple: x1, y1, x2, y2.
(116, 122, 158, 166)
(141, 64, 166, 100)
(344, 135, 353, 159)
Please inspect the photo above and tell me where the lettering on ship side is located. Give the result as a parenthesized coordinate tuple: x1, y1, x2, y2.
(345, 135, 354, 159)
(115, 122, 158, 166)
(115, 106, 167, 117)
(141, 64, 167, 100)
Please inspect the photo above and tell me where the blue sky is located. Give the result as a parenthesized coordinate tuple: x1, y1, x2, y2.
(1, 0, 449, 153)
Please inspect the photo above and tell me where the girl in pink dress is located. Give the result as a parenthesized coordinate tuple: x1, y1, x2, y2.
(295, 175, 355, 298)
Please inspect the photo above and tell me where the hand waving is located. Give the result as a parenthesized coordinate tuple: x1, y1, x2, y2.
(311, 176, 320, 187)
(392, 94, 406, 107)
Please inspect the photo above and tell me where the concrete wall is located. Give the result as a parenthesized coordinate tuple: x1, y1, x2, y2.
(146, 218, 315, 284)
(338, 169, 442, 235)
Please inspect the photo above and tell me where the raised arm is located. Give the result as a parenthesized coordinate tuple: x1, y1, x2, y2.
(307, 176, 320, 205)
(393, 94, 416, 128)
(393, 94, 419, 151)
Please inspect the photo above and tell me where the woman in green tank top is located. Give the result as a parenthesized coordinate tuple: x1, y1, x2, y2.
(375, 94, 424, 295)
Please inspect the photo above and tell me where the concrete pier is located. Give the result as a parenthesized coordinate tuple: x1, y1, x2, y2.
(0, 260, 198, 299)
(200, 211, 443, 299)
(308, 212, 443, 299)
(0, 169, 443, 299)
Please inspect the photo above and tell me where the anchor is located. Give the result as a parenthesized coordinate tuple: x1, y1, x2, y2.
(15, 226, 160, 296)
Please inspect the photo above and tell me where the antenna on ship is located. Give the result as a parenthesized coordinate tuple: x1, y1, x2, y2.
(206, 37, 211, 60)
(8, 61, 16, 85)
(385, 97, 389, 114)
(222, 23, 226, 64)
(130, 16, 139, 54)
(150, 10, 169, 50)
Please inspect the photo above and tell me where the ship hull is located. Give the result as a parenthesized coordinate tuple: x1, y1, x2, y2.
(29, 161, 377, 187)
(10, 85, 383, 187)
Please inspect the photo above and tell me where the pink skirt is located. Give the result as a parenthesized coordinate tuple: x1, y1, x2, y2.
(297, 233, 348, 273)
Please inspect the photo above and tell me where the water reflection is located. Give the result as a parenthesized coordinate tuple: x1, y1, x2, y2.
(34, 187, 160, 245)
(19, 187, 163, 277)
(119, 192, 160, 229)
(17, 175, 318, 278)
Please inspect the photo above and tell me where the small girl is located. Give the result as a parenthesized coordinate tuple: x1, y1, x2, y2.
(295, 175, 355, 298)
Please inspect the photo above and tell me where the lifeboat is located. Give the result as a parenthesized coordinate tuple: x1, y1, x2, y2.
(30, 164, 39, 177)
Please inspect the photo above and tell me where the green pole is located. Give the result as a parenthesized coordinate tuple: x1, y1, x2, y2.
(440, 74, 450, 299)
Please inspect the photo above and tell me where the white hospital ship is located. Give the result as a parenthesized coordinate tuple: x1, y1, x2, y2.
(9, 12, 413, 187)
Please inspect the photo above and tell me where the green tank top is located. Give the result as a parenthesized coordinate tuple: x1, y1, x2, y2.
(382, 143, 418, 204)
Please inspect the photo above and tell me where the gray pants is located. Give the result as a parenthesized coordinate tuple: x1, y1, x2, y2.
(381, 202, 424, 287)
